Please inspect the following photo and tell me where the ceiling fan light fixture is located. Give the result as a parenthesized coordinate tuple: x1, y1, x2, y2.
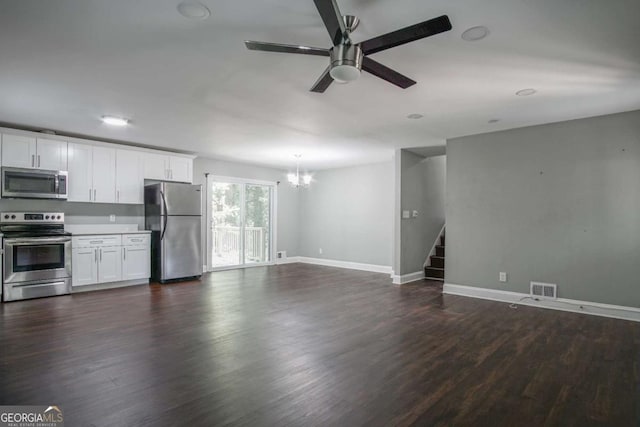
(330, 65, 361, 83)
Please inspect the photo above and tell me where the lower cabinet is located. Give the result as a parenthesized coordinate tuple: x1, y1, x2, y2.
(72, 234, 150, 288)
(71, 247, 98, 286)
(98, 246, 123, 283)
(122, 245, 150, 280)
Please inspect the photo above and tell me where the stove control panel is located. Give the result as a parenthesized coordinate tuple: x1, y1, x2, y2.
(0, 212, 65, 224)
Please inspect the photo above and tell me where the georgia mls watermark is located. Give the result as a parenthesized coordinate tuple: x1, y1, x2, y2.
(0, 406, 63, 427)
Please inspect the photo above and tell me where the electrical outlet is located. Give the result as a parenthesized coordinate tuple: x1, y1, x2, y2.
(402, 210, 410, 219)
(109, 214, 116, 223)
(412, 210, 419, 218)
(319, 248, 323, 255)
(499, 272, 507, 283)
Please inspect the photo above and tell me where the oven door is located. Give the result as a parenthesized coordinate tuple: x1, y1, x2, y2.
(1, 167, 68, 199)
(3, 237, 72, 284)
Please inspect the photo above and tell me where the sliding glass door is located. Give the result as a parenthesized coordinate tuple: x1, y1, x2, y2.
(208, 177, 275, 270)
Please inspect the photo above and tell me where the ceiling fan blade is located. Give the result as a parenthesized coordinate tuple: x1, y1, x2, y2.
(362, 56, 416, 89)
(360, 15, 452, 55)
(245, 41, 330, 57)
(313, 0, 347, 46)
(310, 66, 334, 93)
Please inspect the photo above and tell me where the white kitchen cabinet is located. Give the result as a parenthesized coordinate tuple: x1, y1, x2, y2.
(67, 144, 116, 203)
(122, 244, 150, 280)
(143, 153, 168, 180)
(1, 134, 36, 168)
(67, 142, 93, 202)
(34, 138, 67, 170)
(97, 246, 122, 283)
(142, 152, 193, 183)
(168, 156, 192, 182)
(116, 150, 143, 204)
(72, 247, 99, 286)
(91, 146, 117, 203)
(72, 233, 149, 288)
(1, 133, 67, 170)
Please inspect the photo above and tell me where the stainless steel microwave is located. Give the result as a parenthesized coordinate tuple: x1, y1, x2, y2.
(1, 167, 68, 199)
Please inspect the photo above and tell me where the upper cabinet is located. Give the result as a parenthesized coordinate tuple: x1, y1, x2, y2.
(1, 128, 195, 204)
(142, 153, 192, 183)
(116, 149, 143, 204)
(1, 133, 67, 170)
(143, 153, 168, 181)
(68, 143, 111, 203)
(67, 143, 93, 202)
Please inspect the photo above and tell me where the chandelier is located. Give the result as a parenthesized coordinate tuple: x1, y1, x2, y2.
(287, 154, 312, 188)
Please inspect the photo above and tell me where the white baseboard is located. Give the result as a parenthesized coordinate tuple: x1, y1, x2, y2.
(391, 270, 425, 285)
(280, 256, 392, 274)
(443, 283, 640, 323)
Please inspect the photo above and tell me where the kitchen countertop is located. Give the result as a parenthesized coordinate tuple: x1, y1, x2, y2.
(65, 224, 151, 235)
(70, 230, 152, 236)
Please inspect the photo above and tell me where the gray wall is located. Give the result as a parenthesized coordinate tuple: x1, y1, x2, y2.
(298, 161, 394, 267)
(446, 109, 640, 307)
(400, 151, 446, 275)
(0, 199, 143, 227)
(193, 157, 299, 257)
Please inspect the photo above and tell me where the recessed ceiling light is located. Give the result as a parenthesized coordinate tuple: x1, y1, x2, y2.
(177, 1, 211, 20)
(488, 119, 500, 124)
(101, 116, 129, 126)
(516, 88, 537, 96)
(407, 113, 424, 120)
(461, 26, 489, 41)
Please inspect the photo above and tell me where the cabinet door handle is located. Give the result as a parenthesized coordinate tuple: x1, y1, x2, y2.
(37, 155, 41, 168)
(123, 247, 126, 260)
(89, 188, 92, 201)
(94, 189, 97, 200)
(99, 248, 102, 261)
(31, 154, 35, 168)
(117, 190, 120, 202)
(95, 248, 98, 263)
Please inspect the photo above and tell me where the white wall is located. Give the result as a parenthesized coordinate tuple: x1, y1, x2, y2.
(298, 161, 394, 267)
(446, 109, 640, 307)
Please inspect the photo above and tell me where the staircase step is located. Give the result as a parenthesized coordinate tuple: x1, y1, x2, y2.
(435, 245, 445, 257)
(430, 256, 445, 268)
(424, 267, 444, 280)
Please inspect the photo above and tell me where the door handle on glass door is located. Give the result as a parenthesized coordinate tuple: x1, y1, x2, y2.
(31, 155, 35, 167)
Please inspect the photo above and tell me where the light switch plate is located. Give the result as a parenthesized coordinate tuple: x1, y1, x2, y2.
(499, 272, 507, 282)
(402, 210, 410, 219)
(109, 214, 116, 222)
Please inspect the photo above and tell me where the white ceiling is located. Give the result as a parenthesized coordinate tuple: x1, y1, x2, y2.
(1, 0, 639, 170)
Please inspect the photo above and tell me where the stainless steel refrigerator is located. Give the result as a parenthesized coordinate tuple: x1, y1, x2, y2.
(144, 182, 202, 283)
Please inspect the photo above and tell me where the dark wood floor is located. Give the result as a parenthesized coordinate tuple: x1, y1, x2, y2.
(1, 264, 639, 426)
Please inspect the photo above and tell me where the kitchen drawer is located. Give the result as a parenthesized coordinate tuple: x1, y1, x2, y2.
(72, 235, 122, 248)
(123, 234, 150, 246)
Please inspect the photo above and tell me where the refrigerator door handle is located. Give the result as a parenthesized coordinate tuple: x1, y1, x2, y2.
(160, 190, 169, 241)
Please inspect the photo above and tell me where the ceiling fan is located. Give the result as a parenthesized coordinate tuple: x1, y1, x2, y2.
(245, 0, 452, 93)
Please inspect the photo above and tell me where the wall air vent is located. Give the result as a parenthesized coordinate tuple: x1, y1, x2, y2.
(530, 282, 557, 300)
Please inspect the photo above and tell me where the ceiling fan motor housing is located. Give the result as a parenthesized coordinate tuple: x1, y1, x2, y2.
(330, 44, 363, 69)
